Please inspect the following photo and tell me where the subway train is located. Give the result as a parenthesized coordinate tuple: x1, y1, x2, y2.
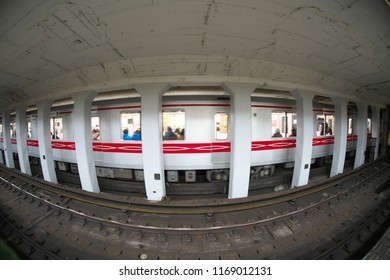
(1, 89, 374, 187)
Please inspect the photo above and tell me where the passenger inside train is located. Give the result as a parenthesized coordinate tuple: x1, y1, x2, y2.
(92, 128, 100, 140)
(132, 128, 141, 140)
(123, 129, 132, 140)
(51, 131, 60, 140)
(272, 128, 282, 137)
(164, 126, 177, 140)
(178, 128, 185, 140)
(289, 127, 297, 137)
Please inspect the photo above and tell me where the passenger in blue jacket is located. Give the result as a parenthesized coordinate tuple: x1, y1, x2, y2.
(123, 129, 132, 140)
(132, 128, 141, 140)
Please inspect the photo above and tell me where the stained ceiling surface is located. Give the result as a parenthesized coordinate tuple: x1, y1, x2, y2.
(0, 0, 389, 108)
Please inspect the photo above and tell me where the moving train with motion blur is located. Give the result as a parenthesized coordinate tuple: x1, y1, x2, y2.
(0, 88, 379, 193)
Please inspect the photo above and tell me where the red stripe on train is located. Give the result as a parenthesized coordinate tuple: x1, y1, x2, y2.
(22, 135, 358, 153)
(163, 142, 231, 154)
(93, 142, 142, 153)
(51, 141, 76, 150)
(312, 137, 334, 146)
(251, 139, 296, 151)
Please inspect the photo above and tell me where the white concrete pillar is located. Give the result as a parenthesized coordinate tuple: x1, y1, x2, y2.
(222, 82, 256, 199)
(330, 97, 348, 176)
(37, 100, 57, 183)
(15, 106, 32, 175)
(384, 104, 390, 155)
(0, 140, 3, 164)
(0, 114, 3, 164)
(290, 89, 315, 188)
(72, 92, 100, 193)
(134, 83, 170, 201)
(0, 119, 3, 164)
(354, 101, 368, 168)
(371, 105, 380, 160)
(2, 110, 15, 168)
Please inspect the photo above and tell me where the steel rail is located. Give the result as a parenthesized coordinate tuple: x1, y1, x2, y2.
(0, 211, 63, 260)
(0, 158, 387, 215)
(0, 159, 388, 233)
(313, 200, 390, 260)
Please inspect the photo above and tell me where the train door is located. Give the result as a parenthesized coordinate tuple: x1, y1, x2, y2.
(211, 110, 230, 164)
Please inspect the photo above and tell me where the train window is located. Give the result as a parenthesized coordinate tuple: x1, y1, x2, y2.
(367, 118, 372, 134)
(121, 112, 141, 141)
(214, 113, 228, 140)
(325, 115, 334, 136)
(271, 112, 297, 138)
(10, 122, 16, 138)
(163, 111, 185, 140)
(8, 121, 31, 138)
(50, 117, 63, 140)
(316, 114, 334, 136)
(348, 117, 353, 135)
(27, 121, 31, 138)
(91, 116, 100, 141)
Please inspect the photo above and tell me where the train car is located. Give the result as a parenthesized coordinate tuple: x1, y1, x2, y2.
(1, 90, 370, 192)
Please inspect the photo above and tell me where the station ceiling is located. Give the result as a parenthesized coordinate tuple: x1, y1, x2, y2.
(0, 0, 389, 108)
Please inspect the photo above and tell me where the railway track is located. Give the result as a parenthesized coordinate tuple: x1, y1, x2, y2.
(2, 156, 389, 214)
(0, 156, 389, 259)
